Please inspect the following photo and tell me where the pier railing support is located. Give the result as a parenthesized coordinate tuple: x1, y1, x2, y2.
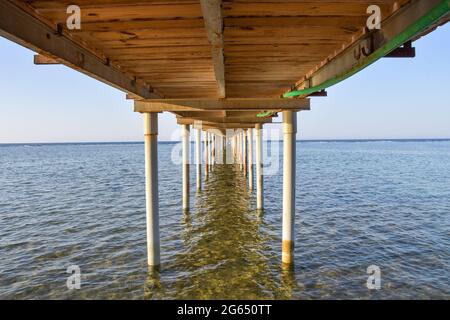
(196, 128, 202, 190)
(255, 124, 263, 210)
(144, 113, 160, 267)
(282, 111, 297, 265)
(182, 124, 190, 212)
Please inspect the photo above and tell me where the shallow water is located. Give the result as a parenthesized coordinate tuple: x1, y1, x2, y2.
(0, 141, 449, 299)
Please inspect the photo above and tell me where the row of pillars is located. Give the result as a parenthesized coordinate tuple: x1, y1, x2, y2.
(143, 111, 297, 268)
(182, 125, 263, 211)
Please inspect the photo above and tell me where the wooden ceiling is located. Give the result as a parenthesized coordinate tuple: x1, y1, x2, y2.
(18, 0, 410, 99)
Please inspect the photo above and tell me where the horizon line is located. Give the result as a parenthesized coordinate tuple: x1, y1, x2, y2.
(1, 138, 450, 146)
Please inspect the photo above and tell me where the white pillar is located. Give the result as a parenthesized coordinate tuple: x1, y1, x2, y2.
(236, 133, 239, 161)
(282, 111, 297, 265)
(214, 135, 216, 165)
(230, 137, 234, 157)
(209, 134, 212, 167)
(236, 132, 239, 167)
(212, 134, 215, 166)
(255, 124, 263, 210)
(144, 113, 160, 267)
(244, 129, 248, 177)
(205, 131, 209, 178)
(233, 134, 237, 160)
(196, 129, 201, 190)
(182, 124, 190, 212)
(222, 136, 226, 164)
(240, 131, 244, 171)
(248, 128, 254, 190)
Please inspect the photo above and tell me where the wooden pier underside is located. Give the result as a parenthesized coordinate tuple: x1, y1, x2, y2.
(1, 0, 449, 268)
(0, 0, 448, 130)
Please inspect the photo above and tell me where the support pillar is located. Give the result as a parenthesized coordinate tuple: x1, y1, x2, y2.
(182, 124, 190, 212)
(282, 111, 297, 265)
(237, 133, 240, 167)
(243, 129, 248, 177)
(255, 124, 263, 210)
(208, 133, 212, 169)
(248, 128, 254, 190)
(240, 131, 244, 171)
(205, 132, 209, 178)
(233, 134, 237, 163)
(212, 134, 215, 166)
(144, 113, 160, 267)
(196, 128, 201, 190)
(222, 136, 226, 164)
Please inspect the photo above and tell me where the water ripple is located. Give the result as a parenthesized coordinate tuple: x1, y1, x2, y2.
(0, 141, 449, 299)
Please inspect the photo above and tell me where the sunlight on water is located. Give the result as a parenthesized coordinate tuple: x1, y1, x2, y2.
(0, 141, 449, 299)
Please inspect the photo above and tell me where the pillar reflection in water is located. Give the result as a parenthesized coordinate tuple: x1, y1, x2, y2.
(144, 162, 300, 299)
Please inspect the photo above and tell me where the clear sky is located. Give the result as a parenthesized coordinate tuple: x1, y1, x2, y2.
(0, 24, 449, 143)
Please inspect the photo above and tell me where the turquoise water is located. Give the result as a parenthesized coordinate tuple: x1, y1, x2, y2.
(0, 141, 449, 299)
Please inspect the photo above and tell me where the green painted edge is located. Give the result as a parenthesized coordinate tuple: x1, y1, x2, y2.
(283, 0, 450, 98)
(256, 111, 274, 118)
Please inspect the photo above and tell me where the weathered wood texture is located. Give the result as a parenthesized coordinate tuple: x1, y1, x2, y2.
(12, 0, 411, 99)
(134, 98, 310, 112)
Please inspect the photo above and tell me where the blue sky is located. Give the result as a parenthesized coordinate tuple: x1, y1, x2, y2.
(0, 24, 449, 143)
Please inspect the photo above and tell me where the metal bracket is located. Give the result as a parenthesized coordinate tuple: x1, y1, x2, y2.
(385, 41, 416, 58)
(55, 23, 63, 36)
(307, 90, 328, 97)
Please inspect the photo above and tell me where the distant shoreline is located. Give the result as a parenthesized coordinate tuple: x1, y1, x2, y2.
(1, 138, 450, 147)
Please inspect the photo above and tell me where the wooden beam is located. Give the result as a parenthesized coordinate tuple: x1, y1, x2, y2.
(173, 111, 276, 118)
(178, 119, 272, 126)
(200, 0, 225, 98)
(126, 93, 143, 100)
(34, 54, 59, 65)
(201, 123, 261, 129)
(204, 128, 227, 136)
(174, 111, 226, 118)
(284, 0, 447, 97)
(0, 0, 160, 99)
(176, 116, 273, 124)
(135, 98, 310, 112)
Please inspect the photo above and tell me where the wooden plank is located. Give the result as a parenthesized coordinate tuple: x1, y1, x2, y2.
(34, 54, 59, 65)
(224, 16, 367, 29)
(69, 18, 207, 32)
(200, 0, 226, 98)
(0, 0, 160, 99)
(33, 3, 203, 23)
(135, 98, 310, 112)
(222, 2, 394, 17)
